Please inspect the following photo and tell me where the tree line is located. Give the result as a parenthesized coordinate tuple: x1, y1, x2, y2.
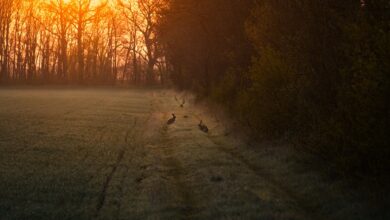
(0, 0, 168, 84)
(159, 0, 389, 179)
(1, 0, 389, 179)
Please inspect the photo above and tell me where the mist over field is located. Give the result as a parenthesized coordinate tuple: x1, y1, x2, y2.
(0, 88, 387, 219)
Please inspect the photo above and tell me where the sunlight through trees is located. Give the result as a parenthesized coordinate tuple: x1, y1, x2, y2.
(0, 0, 168, 84)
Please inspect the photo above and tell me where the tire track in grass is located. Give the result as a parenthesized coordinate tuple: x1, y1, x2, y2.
(114, 111, 155, 219)
(181, 103, 323, 219)
(125, 101, 197, 218)
(95, 118, 138, 216)
(114, 164, 129, 220)
(159, 111, 198, 218)
(109, 100, 151, 219)
(204, 136, 326, 220)
(114, 121, 144, 219)
(161, 143, 197, 217)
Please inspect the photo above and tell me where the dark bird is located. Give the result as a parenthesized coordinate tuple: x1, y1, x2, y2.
(198, 120, 209, 133)
(167, 114, 176, 125)
(180, 99, 186, 108)
(198, 120, 203, 130)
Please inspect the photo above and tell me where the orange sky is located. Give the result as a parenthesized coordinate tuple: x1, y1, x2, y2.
(55, 0, 114, 6)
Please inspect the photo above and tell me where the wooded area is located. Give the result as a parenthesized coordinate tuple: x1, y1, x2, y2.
(160, 0, 389, 179)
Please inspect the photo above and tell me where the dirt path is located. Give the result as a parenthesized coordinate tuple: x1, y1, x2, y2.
(96, 90, 321, 219)
(0, 88, 379, 220)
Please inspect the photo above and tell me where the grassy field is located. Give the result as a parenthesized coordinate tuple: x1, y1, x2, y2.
(0, 87, 385, 220)
(0, 88, 155, 219)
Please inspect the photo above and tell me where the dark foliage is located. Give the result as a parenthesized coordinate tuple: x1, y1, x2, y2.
(159, 0, 390, 180)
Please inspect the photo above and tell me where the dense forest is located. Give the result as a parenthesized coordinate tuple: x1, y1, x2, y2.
(1, 0, 389, 180)
(159, 0, 390, 180)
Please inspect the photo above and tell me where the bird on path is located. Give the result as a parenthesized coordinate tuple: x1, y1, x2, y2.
(198, 120, 209, 133)
(180, 99, 186, 108)
(167, 114, 176, 125)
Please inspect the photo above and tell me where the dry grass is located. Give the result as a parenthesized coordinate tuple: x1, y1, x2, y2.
(0, 87, 385, 220)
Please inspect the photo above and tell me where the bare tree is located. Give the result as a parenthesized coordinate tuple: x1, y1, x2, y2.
(47, 0, 72, 81)
(118, 0, 166, 84)
(0, 0, 167, 85)
(0, 0, 17, 82)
